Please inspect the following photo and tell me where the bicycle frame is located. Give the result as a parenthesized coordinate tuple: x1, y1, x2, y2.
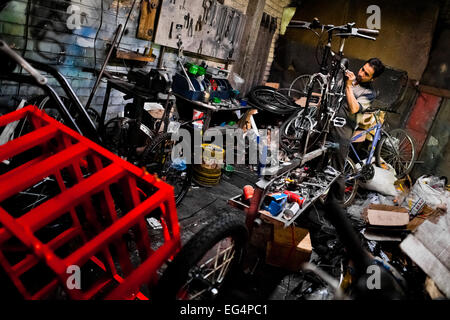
(349, 111, 386, 167)
(0, 60, 101, 144)
(349, 122, 382, 165)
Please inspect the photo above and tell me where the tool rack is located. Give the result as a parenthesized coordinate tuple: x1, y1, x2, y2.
(154, 0, 246, 60)
(0, 106, 180, 300)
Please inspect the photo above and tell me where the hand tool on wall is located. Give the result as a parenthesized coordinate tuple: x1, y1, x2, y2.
(198, 40, 203, 54)
(215, 6, 227, 41)
(224, 9, 236, 38)
(195, 15, 203, 31)
(184, 13, 190, 28)
(209, 0, 218, 26)
(202, 0, 212, 23)
(169, 21, 174, 38)
(188, 18, 193, 37)
(218, 8, 232, 42)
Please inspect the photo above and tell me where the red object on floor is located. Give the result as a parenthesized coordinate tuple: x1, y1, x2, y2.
(406, 92, 442, 155)
(0, 106, 181, 300)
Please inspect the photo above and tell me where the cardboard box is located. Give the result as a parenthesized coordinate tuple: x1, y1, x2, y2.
(265, 230, 312, 272)
(273, 225, 309, 246)
(362, 204, 409, 226)
(407, 206, 445, 232)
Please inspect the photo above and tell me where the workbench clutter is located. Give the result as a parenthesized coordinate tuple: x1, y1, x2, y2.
(172, 61, 240, 103)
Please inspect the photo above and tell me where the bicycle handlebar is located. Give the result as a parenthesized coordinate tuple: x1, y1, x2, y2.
(288, 19, 379, 41)
(357, 28, 380, 36)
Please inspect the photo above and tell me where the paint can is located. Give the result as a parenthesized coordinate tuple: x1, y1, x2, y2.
(283, 202, 300, 220)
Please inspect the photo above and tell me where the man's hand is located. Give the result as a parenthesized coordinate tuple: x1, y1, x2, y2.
(345, 70, 356, 87)
(345, 70, 360, 114)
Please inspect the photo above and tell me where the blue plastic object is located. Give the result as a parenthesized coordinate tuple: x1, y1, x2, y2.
(263, 193, 288, 216)
(171, 158, 187, 171)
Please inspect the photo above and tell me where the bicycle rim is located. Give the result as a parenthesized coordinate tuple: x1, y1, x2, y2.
(378, 129, 415, 177)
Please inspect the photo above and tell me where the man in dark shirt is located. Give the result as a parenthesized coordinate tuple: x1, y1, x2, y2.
(329, 57, 385, 203)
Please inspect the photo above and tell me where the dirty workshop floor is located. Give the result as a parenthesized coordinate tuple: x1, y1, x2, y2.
(175, 165, 339, 301)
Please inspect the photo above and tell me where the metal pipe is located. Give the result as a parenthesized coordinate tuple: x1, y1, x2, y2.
(85, 24, 123, 110)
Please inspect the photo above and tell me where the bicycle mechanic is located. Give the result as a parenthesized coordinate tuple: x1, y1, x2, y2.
(329, 57, 385, 203)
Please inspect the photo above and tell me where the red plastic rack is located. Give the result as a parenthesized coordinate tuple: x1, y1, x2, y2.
(0, 106, 181, 300)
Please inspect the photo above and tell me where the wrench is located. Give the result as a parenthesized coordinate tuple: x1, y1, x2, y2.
(224, 10, 236, 38)
(202, 0, 212, 23)
(215, 7, 227, 40)
(209, 0, 218, 26)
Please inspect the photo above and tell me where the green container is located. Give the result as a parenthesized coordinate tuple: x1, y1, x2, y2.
(223, 164, 234, 177)
(197, 66, 206, 76)
(186, 63, 198, 75)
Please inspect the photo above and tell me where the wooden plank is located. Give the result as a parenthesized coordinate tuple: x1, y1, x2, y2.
(400, 234, 450, 298)
(137, 0, 160, 40)
(115, 49, 155, 62)
(419, 84, 450, 99)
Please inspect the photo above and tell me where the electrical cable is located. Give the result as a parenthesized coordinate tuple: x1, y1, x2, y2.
(16, 0, 31, 97)
(179, 198, 218, 222)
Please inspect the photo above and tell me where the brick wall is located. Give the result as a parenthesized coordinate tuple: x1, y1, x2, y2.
(0, 0, 290, 120)
(0, 0, 157, 120)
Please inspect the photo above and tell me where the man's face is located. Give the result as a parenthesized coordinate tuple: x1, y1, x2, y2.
(356, 63, 375, 83)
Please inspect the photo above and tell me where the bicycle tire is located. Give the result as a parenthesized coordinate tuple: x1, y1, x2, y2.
(272, 88, 301, 111)
(28, 95, 100, 128)
(140, 132, 192, 206)
(153, 214, 248, 300)
(248, 86, 295, 115)
(375, 128, 416, 178)
(343, 157, 358, 207)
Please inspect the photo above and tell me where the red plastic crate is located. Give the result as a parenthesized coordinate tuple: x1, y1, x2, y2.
(0, 106, 181, 300)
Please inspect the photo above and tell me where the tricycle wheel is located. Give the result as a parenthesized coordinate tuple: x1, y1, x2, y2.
(154, 214, 248, 300)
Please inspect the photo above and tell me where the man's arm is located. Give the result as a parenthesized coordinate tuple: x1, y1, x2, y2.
(345, 71, 360, 114)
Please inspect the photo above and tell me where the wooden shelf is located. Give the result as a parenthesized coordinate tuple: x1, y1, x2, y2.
(115, 49, 156, 62)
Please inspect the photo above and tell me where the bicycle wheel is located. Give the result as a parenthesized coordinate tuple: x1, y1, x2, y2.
(279, 108, 317, 154)
(140, 132, 192, 206)
(154, 214, 248, 300)
(343, 157, 358, 207)
(27, 95, 100, 128)
(376, 128, 415, 178)
(288, 74, 312, 101)
(102, 117, 134, 157)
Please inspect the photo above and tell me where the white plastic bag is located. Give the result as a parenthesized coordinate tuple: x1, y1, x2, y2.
(405, 175, 447, 211)
(360, 164, 400, 197)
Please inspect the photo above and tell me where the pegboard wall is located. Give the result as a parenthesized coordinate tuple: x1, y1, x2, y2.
(154, 0, 246, 60)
